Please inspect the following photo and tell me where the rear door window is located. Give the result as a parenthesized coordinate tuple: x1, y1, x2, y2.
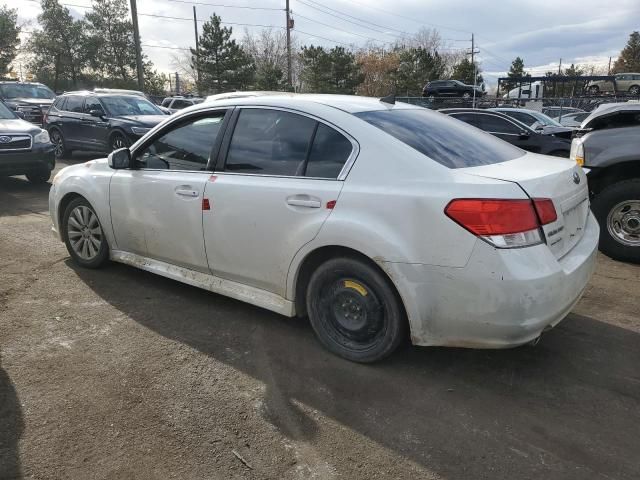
(449, 113, 481, 128)
(477, 115, 521, 134)
(355, 108, 524, 169)
(84, 98, 105, 115)
(305, 124, 353, 178)
(224, 109, 316, 176)
(65, 96, 84, 113)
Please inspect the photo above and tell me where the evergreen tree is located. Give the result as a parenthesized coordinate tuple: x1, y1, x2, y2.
(396, 47, 445, 96)
(612, 31, 640, 73)
(451, 58, 483, 87)
(192, 13, 255, 94)
(0, 5, 20, 76)
(504, 56, 528, 92)
(85, 0, 137, 83)
(28, 0, 86, 90)
(327, 47, 362, 94)
(299, 45, 331, 92)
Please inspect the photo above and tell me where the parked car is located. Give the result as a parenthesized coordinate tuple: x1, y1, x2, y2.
(161, 96, 204, 113)
(0, 99, 55, 183)
(490, 107, 575, 138)
(0, 81, 56, 126)
(557, 111, 591, 127)
(543, 106, 584, 119)
(49, 94, 598, 362)
(94, 88, 172, 114)
(422, 80, 483, 99)
(570, 103, 640, 263)
(441, 108, 571, 157)
(587, 73, 640, 95)
(44, 91, 168, 157)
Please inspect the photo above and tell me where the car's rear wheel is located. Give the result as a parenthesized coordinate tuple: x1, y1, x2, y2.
(62, 197, 109, 268)
(49, 129, 71, 159)
(591, 179, 640, 264)
(110, 132, 129, 151)
(462, 92, 472, 99)
(629, 85, 640, 96)
(26, 167, 52, 184)
(306, 257, 406, 363)
(588, 85, 600, 95)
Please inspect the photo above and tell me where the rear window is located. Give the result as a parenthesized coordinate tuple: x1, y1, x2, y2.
(355, 109, 524, 168)
(585, 111, 640, 130)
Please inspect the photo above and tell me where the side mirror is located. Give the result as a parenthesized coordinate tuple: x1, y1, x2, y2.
(89, 109, 104, 118)
(15, 111, 25, 119)
(108, 148, 131, 169)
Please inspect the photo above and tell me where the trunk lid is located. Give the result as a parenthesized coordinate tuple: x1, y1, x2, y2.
(461, 153, 590, 259)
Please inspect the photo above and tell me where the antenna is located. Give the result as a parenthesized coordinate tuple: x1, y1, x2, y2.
(380, 93, 396, 105)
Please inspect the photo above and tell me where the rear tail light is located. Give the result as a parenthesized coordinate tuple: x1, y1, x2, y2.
(445, 198, 557, 248)
(570, 139, 584, 166)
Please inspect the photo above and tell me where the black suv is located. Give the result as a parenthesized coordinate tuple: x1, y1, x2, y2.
(0, 81, 56, 126)
(441, 108, 571, 157)
(44, 91, 168, 158)
(422, 80, 483, 99)
(0, 100, 55, 183)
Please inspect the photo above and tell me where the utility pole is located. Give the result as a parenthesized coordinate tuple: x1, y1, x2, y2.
(286, 0, 292, 89)
(193, 6, 200, 92)
(470, 33, 479, 108)
(175, 72, 180, 95)
(130, 0, 144, 91)
(558, 58, 562, 75)
(608, 56, 612, 75)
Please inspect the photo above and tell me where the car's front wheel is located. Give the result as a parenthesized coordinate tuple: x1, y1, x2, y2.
(49, 129, 71, 159)
(462, 92, 472, 99)
(629, 85, 640, 96)
(62, 197, 109, 268)
(306, 257, 406, 363)
(26, 167, 52, 184)
(110, 132, 129, 151)
(588, 85, 600, 95)
(591, 179, 640, 264)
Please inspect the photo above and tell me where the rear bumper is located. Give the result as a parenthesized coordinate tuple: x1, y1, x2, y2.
(385, 212, 600, 348)
(0, 144, 55, 176)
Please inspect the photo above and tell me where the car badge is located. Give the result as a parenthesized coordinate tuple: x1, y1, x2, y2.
(0, 136, 11, 143)
(573, 172, 581, 184)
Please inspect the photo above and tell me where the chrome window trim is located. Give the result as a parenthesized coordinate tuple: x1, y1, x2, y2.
(0, 134, 33, 151)
(220, 105, 360, 181)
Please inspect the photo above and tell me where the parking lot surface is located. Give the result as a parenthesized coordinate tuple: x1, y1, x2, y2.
(1, 156, 639, 479)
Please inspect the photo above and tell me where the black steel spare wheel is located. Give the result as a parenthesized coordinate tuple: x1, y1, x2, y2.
(307, 257, 406, 362)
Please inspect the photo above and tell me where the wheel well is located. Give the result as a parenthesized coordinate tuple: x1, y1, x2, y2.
(57, 192, 84, 228)
(589, 161, 640, 196)
(293, 246, 408, 323)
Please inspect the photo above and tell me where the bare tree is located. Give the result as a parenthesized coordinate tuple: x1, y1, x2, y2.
(169, 51, 198, 86)
(242, 28, 297, 90)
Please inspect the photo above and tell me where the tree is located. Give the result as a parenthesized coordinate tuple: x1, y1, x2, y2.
(326, 47, 362, 94)
(143, 61, 167, 96)
(242, 29, 289, 90)
(85, 0, 137, 83)
(299, 45, 331, 92)
(451, 58, 483, 87)
(503, 56, 528, 92)
(612, 31, 640, 73)
(355, 48, 399, 97)
(0, 6, 20, 76)
(193, 13, 255, 94)
(396, 47, 445, 96)
(28, 0, 87, 90)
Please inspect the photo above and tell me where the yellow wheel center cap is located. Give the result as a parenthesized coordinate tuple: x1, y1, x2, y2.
(343, 280, 368, 297)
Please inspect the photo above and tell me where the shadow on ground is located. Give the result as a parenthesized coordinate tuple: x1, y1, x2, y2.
(71, 260, 640, 479)
(0, 354, 23, 480)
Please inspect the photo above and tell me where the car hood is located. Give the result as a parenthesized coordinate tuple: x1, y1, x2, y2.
(541, 125, 574, 138)
(0, 117, 41, 133)
(113, 115, 167, 126)
(5, 97, 54, 107)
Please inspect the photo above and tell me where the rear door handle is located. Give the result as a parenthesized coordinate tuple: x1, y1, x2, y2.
(175, 186, 199, 198)
(286, 195, 321, 208)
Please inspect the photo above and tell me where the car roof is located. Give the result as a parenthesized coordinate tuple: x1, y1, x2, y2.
(200, 93, 422, 114)
(581, 103, 640, 127)
(60, 90, 145, 98)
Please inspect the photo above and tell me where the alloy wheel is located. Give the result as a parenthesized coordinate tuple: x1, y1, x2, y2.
(51, 131, 64, 158)
(67, 205, 103, 260)
(112, 135, 127, 151)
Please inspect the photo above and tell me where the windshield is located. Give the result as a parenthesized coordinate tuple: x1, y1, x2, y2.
(0, 101, 17, 119)
(0, 83, 55, 100)
(355, 109, 525, 169)
(528, 111, 563, 127)
(100, 96, 164, 116)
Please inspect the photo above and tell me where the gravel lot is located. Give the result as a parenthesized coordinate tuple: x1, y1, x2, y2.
(1, 155, 639, 480)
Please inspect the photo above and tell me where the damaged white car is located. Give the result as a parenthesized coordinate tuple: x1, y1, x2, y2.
(49, 94, 598, 362)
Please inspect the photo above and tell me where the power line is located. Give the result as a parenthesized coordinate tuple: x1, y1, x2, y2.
(295, 29, 352, 47)
(293, 12, 392, 44)
(296, 0, 406, 37)
(164, 0, 283, 11)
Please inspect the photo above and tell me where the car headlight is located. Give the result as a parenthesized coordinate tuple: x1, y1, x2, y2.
(131, 127, 151, 136)
(33, 129, 50, 144)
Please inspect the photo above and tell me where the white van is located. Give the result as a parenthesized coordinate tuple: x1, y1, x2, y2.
(503, 81, 543, 100)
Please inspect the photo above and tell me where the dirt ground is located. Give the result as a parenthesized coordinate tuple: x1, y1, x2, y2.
(1, 155, 639, 480)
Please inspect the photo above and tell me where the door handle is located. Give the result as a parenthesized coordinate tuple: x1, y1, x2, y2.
(175, 187, 199, 198)
(286, 195, 321, 208)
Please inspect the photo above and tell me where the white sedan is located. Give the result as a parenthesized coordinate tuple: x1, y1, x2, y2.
(49, 94, 599, 362)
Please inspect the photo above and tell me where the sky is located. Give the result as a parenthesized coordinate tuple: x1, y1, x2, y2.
(7, 0, 640, 88)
